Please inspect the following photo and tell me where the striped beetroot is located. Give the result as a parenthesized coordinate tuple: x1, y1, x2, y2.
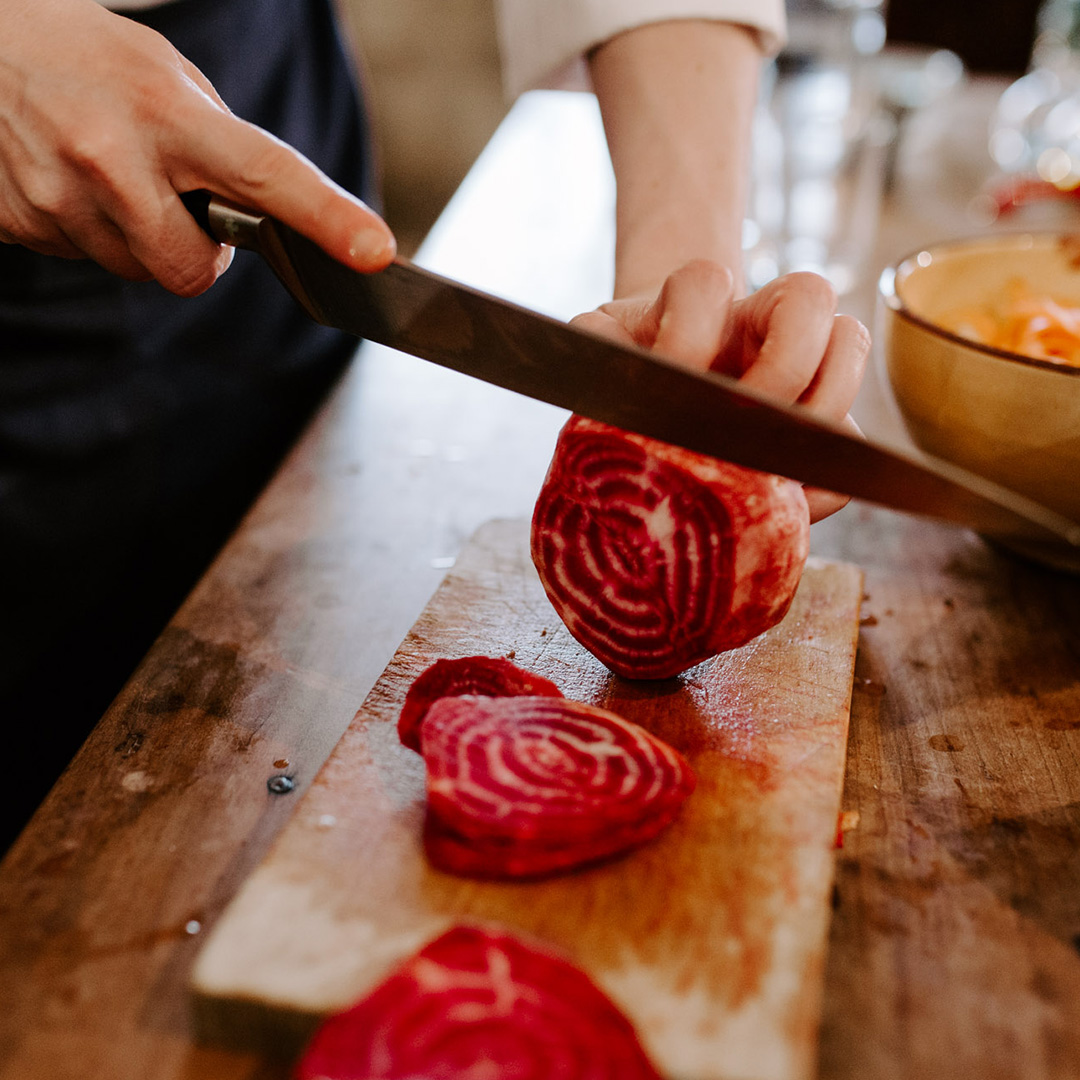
(294, 925, 663, 1079)
(419, 695, 695, 879)
(531, 415, 810, 679)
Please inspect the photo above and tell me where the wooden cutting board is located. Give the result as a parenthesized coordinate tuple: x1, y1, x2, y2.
(191, 518, 863, 1080)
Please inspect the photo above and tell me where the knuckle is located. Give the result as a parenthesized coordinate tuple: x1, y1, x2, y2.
(17, 167, 67, 219)
(61, 122, 124, 183)
(0, 198, 64, 253)
(234, 134, 293, 196)
(783, 270, 838, 310)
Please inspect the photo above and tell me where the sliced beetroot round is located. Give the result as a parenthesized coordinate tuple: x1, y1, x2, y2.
(422, 809, 684, 879)
(531, 415, 810, 680)
(294, 924, 664, 1080)
(397, 655, 563, 752)
(420, 695, 695, 879)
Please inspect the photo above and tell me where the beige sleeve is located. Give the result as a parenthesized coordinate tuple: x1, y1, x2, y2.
(493, 0, 787, 99)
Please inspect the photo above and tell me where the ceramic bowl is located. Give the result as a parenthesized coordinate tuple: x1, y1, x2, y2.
(877, 231, 1080, 571)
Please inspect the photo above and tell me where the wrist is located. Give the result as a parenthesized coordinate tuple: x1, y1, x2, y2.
(589, 19, 761, 301)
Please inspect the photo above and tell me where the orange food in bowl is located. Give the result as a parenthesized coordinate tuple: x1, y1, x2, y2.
(938, 279, 1080, 368)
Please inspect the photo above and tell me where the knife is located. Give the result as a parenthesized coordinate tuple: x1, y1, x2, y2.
(181, 190, 1080, 559)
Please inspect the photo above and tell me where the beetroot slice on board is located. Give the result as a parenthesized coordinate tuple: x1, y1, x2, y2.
(294, 924, 664, 1080)
(397, 655, 563, 752)
(531, 415, 810, 680)
(420, 695, 695, 879)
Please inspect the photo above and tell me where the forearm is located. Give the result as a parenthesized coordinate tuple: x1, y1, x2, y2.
(587, 20, 763, 300)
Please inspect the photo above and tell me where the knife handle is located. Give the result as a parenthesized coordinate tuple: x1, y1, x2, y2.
(180, 189, 265, 252)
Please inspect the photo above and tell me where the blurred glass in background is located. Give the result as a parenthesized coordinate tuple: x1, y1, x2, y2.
(744, 0, 891, 295)
(989, 0, 1080, 198)
(744, 0, 967, 296)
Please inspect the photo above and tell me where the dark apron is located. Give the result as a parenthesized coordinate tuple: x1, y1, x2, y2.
(0, 0, 374, 844)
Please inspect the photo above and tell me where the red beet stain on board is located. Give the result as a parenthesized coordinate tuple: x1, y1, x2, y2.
(928, 734, 965, 752)
(294, 925, 664, 1080)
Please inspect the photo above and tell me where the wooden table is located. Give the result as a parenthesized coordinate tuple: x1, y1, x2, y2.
(3, 78, 1080, 1080)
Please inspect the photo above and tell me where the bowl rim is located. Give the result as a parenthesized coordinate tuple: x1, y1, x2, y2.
(878, 231, 1080, 379)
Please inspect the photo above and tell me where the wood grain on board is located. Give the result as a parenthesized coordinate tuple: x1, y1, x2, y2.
(192, 518, 863, 1080)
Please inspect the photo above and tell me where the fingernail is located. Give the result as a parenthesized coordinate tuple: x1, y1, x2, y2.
(348, 223, 396, 268)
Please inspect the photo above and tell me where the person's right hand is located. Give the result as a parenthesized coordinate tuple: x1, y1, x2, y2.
(0, 0, 395, 296)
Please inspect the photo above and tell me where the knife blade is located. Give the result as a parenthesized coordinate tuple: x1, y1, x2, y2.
(181, 190, 1080, 558)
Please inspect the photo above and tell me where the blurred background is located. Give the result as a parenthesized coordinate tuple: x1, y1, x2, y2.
(340, 0, 1049, 258)
(339, 0, 506, 255)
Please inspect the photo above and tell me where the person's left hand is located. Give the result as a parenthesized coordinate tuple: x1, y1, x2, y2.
(572, 259, 870, 522)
